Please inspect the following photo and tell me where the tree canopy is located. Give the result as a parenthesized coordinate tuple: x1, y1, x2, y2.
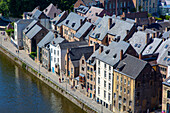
(0, 0, 76, 17)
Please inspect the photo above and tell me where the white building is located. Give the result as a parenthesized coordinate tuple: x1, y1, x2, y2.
(13, 19, 33, 49)
(50, 41, 88, 74)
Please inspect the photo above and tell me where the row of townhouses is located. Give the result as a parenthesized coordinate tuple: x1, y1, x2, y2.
(10, 2, 170, 113)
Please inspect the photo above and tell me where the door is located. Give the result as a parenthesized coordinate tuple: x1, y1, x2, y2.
(52, 67, 55, 73)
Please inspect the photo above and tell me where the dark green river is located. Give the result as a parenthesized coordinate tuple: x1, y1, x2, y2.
(0, 51, 85, 113)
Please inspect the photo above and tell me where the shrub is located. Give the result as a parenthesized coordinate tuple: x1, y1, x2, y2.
(5, 29, 14, 36)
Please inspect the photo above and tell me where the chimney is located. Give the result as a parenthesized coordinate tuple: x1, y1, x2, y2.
(66, 48, 69, 54)
(120, 50, 123, 60)
(145, 33, 150, 44)
(135, 18, 138, 24)
(165, 27, 168, 32)
(54, 33, 57, 38)
(163, 38, 165, 41)
(152, 33, 155, 38)
(108, 18, 112, 30)
(142, 25, 145, 31)
(126, 30, 129, 35)
(52, 41, 55, 44)
(88, 18, 91, 23)
(99, 46, 103, 54)
(139, 53, 142, 59)
(155, 32, 159, 38)
(93, 26, 95, 31)
(80, 19, 83, 25)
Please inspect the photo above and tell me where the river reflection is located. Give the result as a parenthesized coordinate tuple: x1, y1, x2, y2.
(0, 52, 85, 113)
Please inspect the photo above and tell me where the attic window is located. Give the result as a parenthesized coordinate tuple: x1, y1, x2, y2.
(66, 20, 69, 24)
(95, 33, 100, 38)
(138, 44, 141, 48)
(134, 43, 138, 47)
(149, 46, 152, 49)
(165, 44, 169, 49)
(105, 50, 110, 54)
(98, 24, 101, 28)
(164, 57, 167, 61)
(113, 54, 117, 58)
(72, 23, 75, 27)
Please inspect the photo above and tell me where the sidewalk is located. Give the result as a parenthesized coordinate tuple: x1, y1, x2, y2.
(0, 34, 113, 113)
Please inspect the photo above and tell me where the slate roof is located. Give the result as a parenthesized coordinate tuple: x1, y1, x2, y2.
(43, 3, 62, 19)
(162, 31, 170, 39)
(96, 41, 130, 66)
(51, 11, 67, 25)
(31, 9, 42, 19)
(62, 12, 86, 31)
(108, 18, 134, 41)
(74, 22, 92, 39)
(156, 39, 170, 66)
(142, 38, 162, 55)
(129, 31, 152, 54)
(115, 54, 147, 79)
(50, 35, 65, 46)
(76, 5, 89, 14)
(25, 24, 42, 39)
(37, 31, 54, 48)
(82, 0, 97, 6)
(69, 46, 93, 61)
(85, 6, 104, 24)
(90, 16, 111, 41)
(59, 41, 88, 49)
(23, 20, 38, 34)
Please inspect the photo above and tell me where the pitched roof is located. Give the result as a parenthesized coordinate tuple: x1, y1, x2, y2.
(162, 31, 170, 39)
(96, 41, 130, 66)
(108, 18, 134, 41)
(115, 54, 148, 79)
(163, 76, 170, 87)
(51, 11, 67, 25)
(23, 20, 38, 34)
(69, 46, 93, 61)
(142, 38, 162, 55)
(76, 5, 89, 14)
(90, 16, 111, 41)
(37, 31, 54, 48)
(50, 35, 65, 46)
(129, 31, 152, 54)
(59, 41, 88, 49)
(85, 6, 104, 24)
(82, 0, 97, 6)
(31, 9, 42, 19)
(16, 19, 34, 25)
(62, 12, 86, 31)
(26, 24, 42, 39)
(43, 3, 62, 19)
(74, 22, 92, 39)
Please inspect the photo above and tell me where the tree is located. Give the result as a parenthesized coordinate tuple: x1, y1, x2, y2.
(0, 1, 9, 17)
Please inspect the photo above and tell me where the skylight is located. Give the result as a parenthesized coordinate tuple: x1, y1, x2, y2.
(164, 57, 167, 61)
(149, 46, 152, 49)
(167, 58, 170, 62)
(66, 20, 69, 24)
(134, 43, 138, 47)
(89, 11, 92, 13)
(98, 24, 101, 28)
(138, 44, 141, 48)
(165, 44, 168, 49)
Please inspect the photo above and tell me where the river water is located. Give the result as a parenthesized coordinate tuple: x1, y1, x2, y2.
(0, 52, 85, 113)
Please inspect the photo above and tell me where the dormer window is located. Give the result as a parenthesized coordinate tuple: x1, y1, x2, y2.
(113, 54, 117, 58)
(66, 20, 69, 24)
(72, 23, 75, 27)
(95, 33, 100, 38)
(105, 50, 110, 54)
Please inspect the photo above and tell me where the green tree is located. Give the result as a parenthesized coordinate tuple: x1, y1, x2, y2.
(0, 1, 9, 17)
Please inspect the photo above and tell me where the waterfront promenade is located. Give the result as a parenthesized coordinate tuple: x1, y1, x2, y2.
(0, 34, 112, 113)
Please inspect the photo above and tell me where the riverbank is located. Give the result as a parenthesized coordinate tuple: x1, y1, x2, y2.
(0, 34, 112, 113)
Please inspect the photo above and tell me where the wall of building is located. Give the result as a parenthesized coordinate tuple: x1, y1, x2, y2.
(162, 84, 170, 113)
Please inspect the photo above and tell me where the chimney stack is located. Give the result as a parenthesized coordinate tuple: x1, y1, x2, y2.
(165, 27, 168, 32)
(88, 18, 91, 23)
(155, 32, 159, 38)
(142, 25, 145, 31)
(54, 33, 57, 38)
(120, 49, 123, 60)
(139, 53, 142, 59)
(66, 48, 69, 54)
(135, 18, 138, 24)
(93, 44, 96, 53)
(108, 18, 112, 30)
(145, 33, 150, 44)
(99, 46, 103, 54)
(80, 19, 83, 25)
(126, 30, 129, 35)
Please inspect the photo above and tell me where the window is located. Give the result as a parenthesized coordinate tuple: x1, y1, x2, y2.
(124, 79, 126, 84)
(137, 82, 140, 87)
(98, 60, 100, 66)
(114, 93, 116, 98)
(104, 80, 106, 88)
(137, 92, 140, 99)
(98, 77, 100, 84)
(98, 68, 100, 75)
(65, 61, 66, 65)
(87, 66, 89, 71)
(129, 101, 132, 106)
(124, 88, 126, 93)
(87, 82, 89, 89)
(91, 68, 93, 72)
(128, 81, 130, 86)
(109, 66, 111, 71)
(108, 93, 110, 101)
(98, 87, 100, 95)
(57, 58, 59, 62)
(120, 86, 122, 92)
(90, 75, 93, 81)
(71, 68, 73, 74)
(54, 58, 56, 62)
(51, 48, 53, 53)
(82, 60, 84, 64)
(54, 50, 56, 55)
(104, 64, 107, 68)
(87, 73, 89, 79)
(109, 73, 111, 81)
(109, 83, 111, 90)
(128, 90, 129, 94)
(90, 84, 92, 90)
(82, 67, 84, 71)
(123, 98, 126, 103)
(117, 76, 119, 81)
(104, 71, 106, 78)
(51, 56, 53, 61)
(121, 77, 122, 82)
(167, 91, 170, 98)
(57, 50, 59, 56)
(104, 90, 106, 99)
(117, 85, 119, 89)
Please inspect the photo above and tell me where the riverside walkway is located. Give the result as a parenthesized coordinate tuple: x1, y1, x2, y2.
(0, 34, 113, 113)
